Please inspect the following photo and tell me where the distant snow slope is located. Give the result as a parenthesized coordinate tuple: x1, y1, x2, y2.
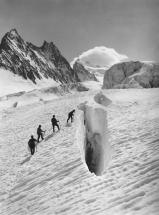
(0, 89, 159, 215)
(0, 68, 58, 97)
(71, 46, 128, 74)
(0, 82, 89, 111)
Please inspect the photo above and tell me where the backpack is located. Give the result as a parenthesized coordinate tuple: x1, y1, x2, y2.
(51, 117, 57, 124)
(28, 139, 35, 147)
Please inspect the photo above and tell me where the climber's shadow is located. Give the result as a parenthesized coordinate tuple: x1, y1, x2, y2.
(20, 155, 32, 165)
(65, 123, 72, 127)
(44, 133, 54, 141)
(44, 130, 60, 141)
(36, 140, 42, 146)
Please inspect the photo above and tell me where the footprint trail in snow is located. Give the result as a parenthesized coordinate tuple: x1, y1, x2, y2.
(0, 89, 159, 215)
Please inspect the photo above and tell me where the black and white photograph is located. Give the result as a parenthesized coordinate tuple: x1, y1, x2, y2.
(0, 0, 159, 214)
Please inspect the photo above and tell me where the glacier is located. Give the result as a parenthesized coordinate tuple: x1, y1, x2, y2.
(1, 89, 159, 215)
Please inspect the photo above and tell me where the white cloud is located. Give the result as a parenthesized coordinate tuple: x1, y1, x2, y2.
(71, 46, 128, 69)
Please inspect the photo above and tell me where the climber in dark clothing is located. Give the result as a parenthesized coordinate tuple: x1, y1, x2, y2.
(28, 135, 37, 155)
(37, 125, 45, 142)
(67, 109, 75, 123)
(51, 115, 60, 132)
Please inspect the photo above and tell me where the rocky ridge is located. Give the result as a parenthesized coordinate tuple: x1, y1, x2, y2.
(0, 29, 96, 86)
(73, 60, 97, 82)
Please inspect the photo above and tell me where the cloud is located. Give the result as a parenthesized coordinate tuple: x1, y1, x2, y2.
(72, 46, 128, 68)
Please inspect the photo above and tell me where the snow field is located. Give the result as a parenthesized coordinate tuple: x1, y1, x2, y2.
(0, 89, 159, 215)
(0, 68, 59, 98)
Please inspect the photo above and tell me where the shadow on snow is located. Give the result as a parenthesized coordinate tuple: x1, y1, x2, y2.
(44, 130, 60, 142)
(65, 123, 72, 127)
(20, 155, 32, 165)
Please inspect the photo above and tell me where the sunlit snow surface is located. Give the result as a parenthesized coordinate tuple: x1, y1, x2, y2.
(0, 89, 159, 215)
(0, 68, 58, 97)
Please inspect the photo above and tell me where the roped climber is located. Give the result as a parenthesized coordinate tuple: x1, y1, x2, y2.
(51, 115, 60, 132)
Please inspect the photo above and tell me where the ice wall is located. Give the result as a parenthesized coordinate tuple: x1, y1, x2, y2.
(77, 92, 112, 176)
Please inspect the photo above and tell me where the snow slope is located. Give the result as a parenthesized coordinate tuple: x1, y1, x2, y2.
(0, 89, 159, 215)
(0, 75, 102, 111)
(0, 68, 58, 97)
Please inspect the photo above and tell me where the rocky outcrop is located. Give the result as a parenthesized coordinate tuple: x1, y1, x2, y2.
(102, 61, 159, 89)
(0, 29, 81, 85)
(73, 60, 97, 82)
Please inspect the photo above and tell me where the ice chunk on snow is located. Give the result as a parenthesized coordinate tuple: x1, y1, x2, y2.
(94, 91, 112, 107)
(77, 93, 112, 176)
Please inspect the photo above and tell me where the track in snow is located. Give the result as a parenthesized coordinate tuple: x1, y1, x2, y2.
(0, 89, 159, 215)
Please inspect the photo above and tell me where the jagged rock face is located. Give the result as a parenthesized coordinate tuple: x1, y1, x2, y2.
(73, 60, 97, 82)
(102, 61, 159, 89)
(0, 29, 80, 84)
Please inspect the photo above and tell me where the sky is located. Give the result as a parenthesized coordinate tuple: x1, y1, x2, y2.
(0, 0, 159, 62)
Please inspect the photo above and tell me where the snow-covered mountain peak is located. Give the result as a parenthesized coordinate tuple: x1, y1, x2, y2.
(41, 41, 59, 53)
(72, 46, 128, 72)
(0, 28, 26, 53)
(0, 29, 97, 96)
(8, 28, 20, 39)
(40, 40, 61, 61)
(6, 28, 25, 45)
